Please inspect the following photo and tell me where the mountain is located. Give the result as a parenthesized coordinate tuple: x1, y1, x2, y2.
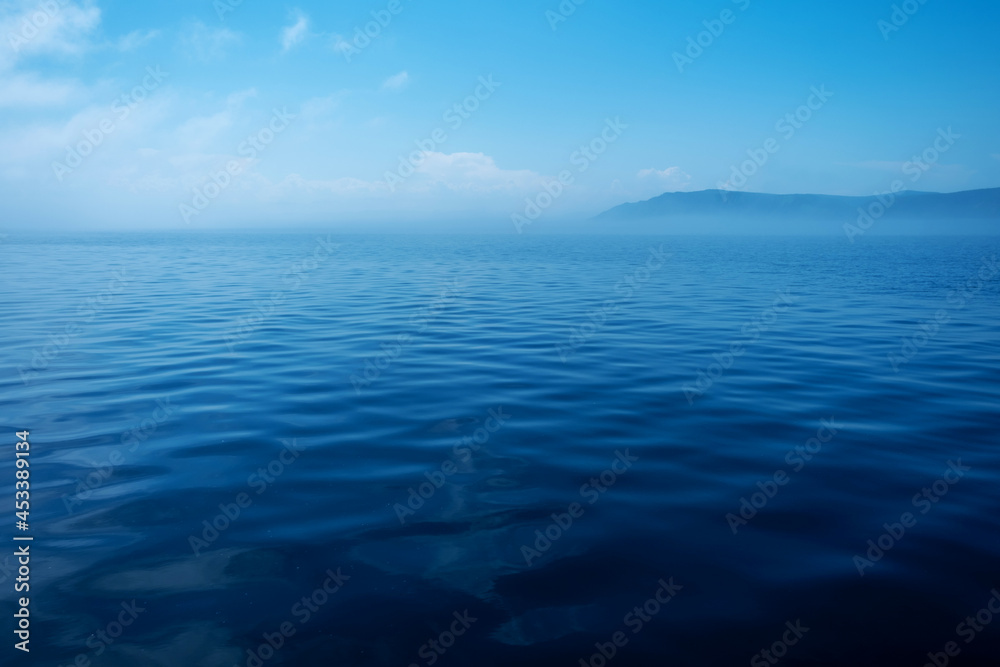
(589, 188, 1000, 235)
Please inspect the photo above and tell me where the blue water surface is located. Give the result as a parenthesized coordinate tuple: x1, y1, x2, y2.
(1, 234, 998, 666)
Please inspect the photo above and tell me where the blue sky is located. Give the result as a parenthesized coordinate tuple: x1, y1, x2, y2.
(0, 0, 998, 230)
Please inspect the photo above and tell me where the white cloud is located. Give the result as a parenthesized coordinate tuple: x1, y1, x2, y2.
(270, 174, 385, 197)
(180, 22, 240, 62)
(0, 1, 98, 109)
(381, 71, 409, 92)
(0, 107, 107, 163)
(0, 73, 80, 107)
(117, 29, 159, 52)
(0, 0, 101, 70)
(637, 166, 691, 191)
(843, 160, 907, 171)
(0, 91, 173, 185)
(189, 152, 541, 205)
(226, 88, 258, 108)
(300, 93, 344, 121)
(281, 11, 309, 52)
(173, 110, 235, 153)
(411, 152, 541, 192)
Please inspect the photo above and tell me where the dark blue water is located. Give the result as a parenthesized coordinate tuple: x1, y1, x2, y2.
(2, 234, 999, 666)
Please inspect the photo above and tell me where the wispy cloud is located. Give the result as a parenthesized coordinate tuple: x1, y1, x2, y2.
(0, 73, 80, 107)
(841, 160, 908, 171)
(412, 152, 541, 193)
(281, 11, 309, 52)
(0, 1, 99, 113)
(0, 0, 101, 70)
(162, 151, 544, 211)
(180, 21, 240, 62)
(117, 29, 159, 52)
(381, 71, 409, 92)
(638, 166, 691, 190)
(300, 93, 344, 122)
(271, 174, 385, 196)
(226, 88, 258, 108)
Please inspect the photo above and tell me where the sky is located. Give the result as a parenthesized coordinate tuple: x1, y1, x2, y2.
(0, 0, 998, 230)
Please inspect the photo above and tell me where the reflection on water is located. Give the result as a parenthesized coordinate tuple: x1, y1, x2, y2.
(1, 234, 998, 666)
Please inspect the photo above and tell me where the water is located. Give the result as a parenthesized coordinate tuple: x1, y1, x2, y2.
(1, 234, 999, 666)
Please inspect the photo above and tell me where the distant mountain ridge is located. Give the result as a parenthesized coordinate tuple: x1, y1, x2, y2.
(591, 187, 1000, 235)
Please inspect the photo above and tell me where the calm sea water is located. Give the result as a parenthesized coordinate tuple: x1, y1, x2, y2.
(1, 234, 999, 666)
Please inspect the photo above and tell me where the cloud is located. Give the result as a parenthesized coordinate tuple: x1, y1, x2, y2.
(269, 174, 385, 197)
(637, 166, 691, 190)
(0, 1, 98, 109)
(0, 0, 101, 70)
(172, 108, 236, 154)
(180, 22, 240, 61)
(226, 88, 258, 108)
(117, 29, 159, 52)
(0, 90, 173, 188)
(0, 106, 108, 163)
(0, 73, 80, 107)
(330, 35, 353, 57)
(300, 93, 344, 122)
(842, 160, 907, 171)
(151, 152, 547, 222)
(411, 152, 541, 192)
(381, 71, 409, 92)
(281, 11, 309, 52)
(202, 152, 542, 206)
